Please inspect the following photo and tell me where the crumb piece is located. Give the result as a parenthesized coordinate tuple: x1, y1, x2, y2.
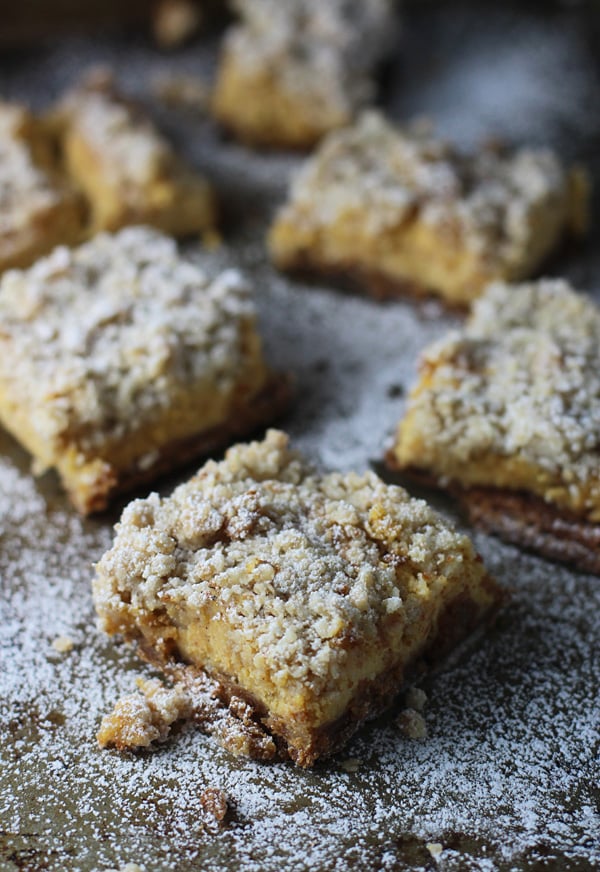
(200, 787, 229, 823)
(397, 708, 428, 740)
(426, 843, 443, 860)
(153, 0, 202, 48)
(153, 74, 210, 113)
(340, 758, 362, 773)
(51, 635, 74, 653)
(405, 686, 427, 712)
(97, 678, 191, 750)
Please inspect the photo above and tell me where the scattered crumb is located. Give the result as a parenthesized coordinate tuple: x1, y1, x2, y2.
(200, 787, 230, 824)
(51, 635, 74, 654)
(405, 686, 427, 712)
(397, 708, 428, 740)
(153, 73, 210, 112)
(426, 843, 443, 860)
(97, 677, 192, 750)
(153, 0, 202, 49)
(340, 758, 362, 773)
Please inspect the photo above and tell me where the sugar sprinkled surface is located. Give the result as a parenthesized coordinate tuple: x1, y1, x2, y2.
(1, 9, 600, 872)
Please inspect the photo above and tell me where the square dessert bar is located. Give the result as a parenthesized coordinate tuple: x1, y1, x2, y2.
(55, 72, 215, 235)
(389, 279, 600, 573)
(0, 102, 83, 273)
(212, 0, 396, 149)
(0, 227, 287, 514)
(269, 112, 588, 306)
(93, 430, 501, 767)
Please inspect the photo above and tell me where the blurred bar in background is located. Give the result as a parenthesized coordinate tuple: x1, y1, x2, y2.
(0, 0, 215, 46)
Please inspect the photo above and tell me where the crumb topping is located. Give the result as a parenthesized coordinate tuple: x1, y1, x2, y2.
(95, 430, 481, 696)
(225, 0, 395, 122)
(0, 103, 64, 238)
(0, 227, 261, 453)
(60, 77, 174, 191)
(402, 279, 600, 515)
(278, 112, 571, 269)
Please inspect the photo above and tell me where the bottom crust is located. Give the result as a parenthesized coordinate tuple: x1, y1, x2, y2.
(386, 456, 600, 576)
(461, 488, 600, 576)
(73, 374, 292, 514)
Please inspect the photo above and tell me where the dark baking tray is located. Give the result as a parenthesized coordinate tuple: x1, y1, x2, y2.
(1, 4, 599, 870)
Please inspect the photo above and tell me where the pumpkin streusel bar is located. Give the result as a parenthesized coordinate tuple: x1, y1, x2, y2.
(212, 0, 397, 149)
(389, 279, 600, 573)
(0, 227, 287, 513)
(0, 101, 83, 273)
(55, 72, 215, 236)
(94, 429, 501, 766)
(269, 112, 587, 306)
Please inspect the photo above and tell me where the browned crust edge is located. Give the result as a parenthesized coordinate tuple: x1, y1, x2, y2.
(79, 372, 292, 514)
(385, 454, 600, 576)
(130, 576, 503, 768)
(271, 251, 471, 312)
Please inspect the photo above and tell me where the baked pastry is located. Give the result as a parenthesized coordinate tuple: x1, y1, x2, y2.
(93, 429, 502, 767)
(388, 279, 600, 573)
(0, 101, 83, 273)
(269, 112, 588, 306)
(54, 72, 215, 235)
(212, 0, 397, 149)
(0, 227, 288, 514)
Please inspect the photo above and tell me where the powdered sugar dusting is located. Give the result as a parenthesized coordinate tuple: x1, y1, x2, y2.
(1, 11, 600, 872)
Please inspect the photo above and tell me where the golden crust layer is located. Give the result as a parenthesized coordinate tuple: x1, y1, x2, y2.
(212, 0, 396, 149)
(94, 430, 502, 766)
(55, 71, 215, 235)
(269, 113, 588, 305)
(0, 227, 284, 513)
